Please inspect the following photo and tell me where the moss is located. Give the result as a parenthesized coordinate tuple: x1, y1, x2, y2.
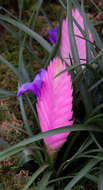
(0, 168, 36, 190)
(44, 3, 61, 22)
(0, 109, 7, 122)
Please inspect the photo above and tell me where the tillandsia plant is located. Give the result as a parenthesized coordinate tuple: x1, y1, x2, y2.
(0, 0, 103, 190)
(18, 57, 73, 154)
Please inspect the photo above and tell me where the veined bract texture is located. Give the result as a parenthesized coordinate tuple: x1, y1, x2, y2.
(36, 57, 73, 154)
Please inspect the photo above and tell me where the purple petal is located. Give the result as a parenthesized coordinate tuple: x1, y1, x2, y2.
(34, 69, 46, 81)
(34, 69, 46, 88)
(17, 82, 35, 97)
(17, 69, 46, 98)
(48, 26, 59, 44)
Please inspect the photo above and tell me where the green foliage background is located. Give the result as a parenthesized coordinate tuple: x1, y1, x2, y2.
(0, 0, 103, 189)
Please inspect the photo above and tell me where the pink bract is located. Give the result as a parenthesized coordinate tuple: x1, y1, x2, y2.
(36, 57, 73, 154)
(60, 9, 93, 65)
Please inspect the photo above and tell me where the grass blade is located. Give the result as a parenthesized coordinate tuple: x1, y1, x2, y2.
(22, 164, 48, 190)
(86, 173, 98, 183)
(98, 163, 103, 190)
(81, 0, 92, 62)
(0, 137, 10, 149)
(64, 156, 100, 190)
(67, 0, 80, 67)
(19, 95, 33, 136)
(0, 20, 42, 64)
(0, 89, 16, 98)
(0, 55, 21, 81)
(41, 8, 53, 28)
(25, 95, 40, 127)
(37, 171, 52, 190)
(80, 81, 93, 115)
(90, 103, 103, 117)
(58, 0, 66, 9)
(33, 0, 43, 29)
(0, 14, 52, 53)
(0, 124, 102, 162)
(88, 78, 103, 92)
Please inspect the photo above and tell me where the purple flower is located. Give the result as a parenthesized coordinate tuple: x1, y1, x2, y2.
(48, 26, 58, 44)
(17, 69, 46, 98)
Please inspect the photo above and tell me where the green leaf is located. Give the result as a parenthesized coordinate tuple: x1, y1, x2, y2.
(85, 113, 103, 124)
(80, 81, 93, 115)
(67, 0, 80, 67)
(0, 20, 42, 65)
(37, 171, 52, 190)
(0, 14, 52, 53)
(25, 95, 40, 127)
(62, 132, 80, 162)
(81, 0, 92, 62)
(17, 149, 34, 168)
(67, 0, 93, 115)
(0, 137, 10, 149)
(56, 136, 93, 176)
(45, 187, 54, 190)
(49, 176, 72, 185)
(18, 45, 30, 82)
(18, 0, 23, 20)
(0, 6, 17, 20)
(33, 0, 43, 29)
(22, 164, 48, 190)
(64, 156, 100, 190)
(98, 162, 103, 190)
(19, 95, 33, 136)
(58, 0, 66, 9)
(90, 103, 103, 117)
(89, 132, 102, 148)
(77, 154, 103, 161)
(86, 173, 98, 183)
(78, 148, 103, 155)
(0, 55, 21, 81)
(88, 78, 103, 92)
(0, 89, 16, 98)
(0, 124, 102, 162)
(41, 8, 53, 28)
(89, 49, 103, 65)
(77, 137, 93, 153)
(91, 0, 103, 14)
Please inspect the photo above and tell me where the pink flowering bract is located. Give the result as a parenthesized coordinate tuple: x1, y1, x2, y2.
(36, 57, 73, 154)
(60, 9, 93, 65)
